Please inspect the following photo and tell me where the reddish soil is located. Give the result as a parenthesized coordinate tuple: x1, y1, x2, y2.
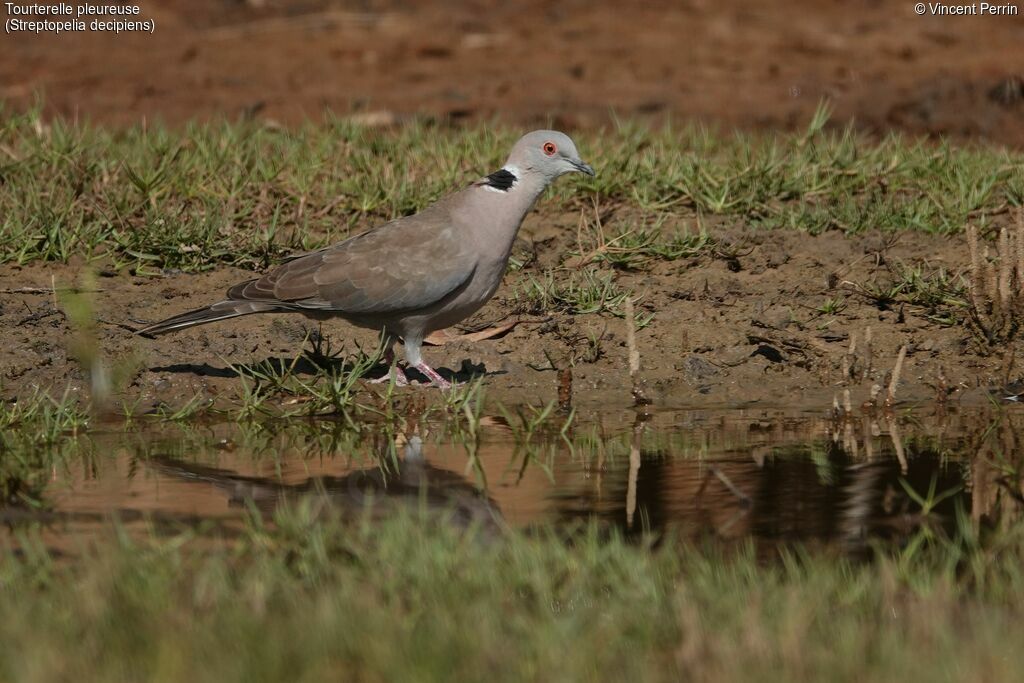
(3, 0, 1024, 146)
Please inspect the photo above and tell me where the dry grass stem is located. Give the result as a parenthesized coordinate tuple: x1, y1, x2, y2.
(626, 422, 643, 528)
(625, 297, 651, 406)
(966, 224, 992, 331)
(625, 297, 640, 377)
(708, 465, 751, 506)
(888, 417, 908, 474)
(863, 326, 873, 381)
(842, 332, 857, 382)
(844, 419, 858, 459)
(886, 345, 907, 409)
(1016, 208, 1024, 286)
(863, 418, 875, 460)
(999, 227, 1012, 305)
(966, 218, 1024, 347)
(984, 246, 999, 309)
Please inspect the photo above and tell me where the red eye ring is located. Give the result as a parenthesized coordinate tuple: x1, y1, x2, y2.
(542, 141, 557, 156)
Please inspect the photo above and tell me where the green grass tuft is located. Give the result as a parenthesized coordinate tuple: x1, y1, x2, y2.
(2, 107, 1022, 274)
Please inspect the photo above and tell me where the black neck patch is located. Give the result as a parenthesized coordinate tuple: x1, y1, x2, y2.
(483, 168, 517, 191)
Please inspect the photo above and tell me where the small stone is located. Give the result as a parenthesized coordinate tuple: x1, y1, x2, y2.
(677, 355, 719, 380)
(753, 307, 792, 330)
(718, 345, 756, 367)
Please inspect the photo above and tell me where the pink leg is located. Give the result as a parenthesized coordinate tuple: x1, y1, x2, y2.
(369, 347, 409, 386)
(413, 361, 451, 389)
(369, 365, 409, 386)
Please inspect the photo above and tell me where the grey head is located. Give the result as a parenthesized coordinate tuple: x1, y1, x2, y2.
(502, 130, 595, 183)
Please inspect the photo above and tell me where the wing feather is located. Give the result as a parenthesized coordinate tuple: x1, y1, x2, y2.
(226, 198, 475, 316)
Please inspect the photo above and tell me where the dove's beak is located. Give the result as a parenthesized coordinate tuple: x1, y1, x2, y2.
(572, 160, 596, 176)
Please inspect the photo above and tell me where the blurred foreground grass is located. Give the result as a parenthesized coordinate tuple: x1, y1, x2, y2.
(2, 389, 1024, 681)
(3, 503, 1024, 682)
(1, 104, 1022, 274)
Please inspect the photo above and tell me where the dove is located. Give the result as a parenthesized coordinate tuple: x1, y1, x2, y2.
(137, 130, 595, 388)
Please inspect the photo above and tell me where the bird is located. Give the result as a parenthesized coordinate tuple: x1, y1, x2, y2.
(136, 130, 595, 388)
(146, 434, 504, 535)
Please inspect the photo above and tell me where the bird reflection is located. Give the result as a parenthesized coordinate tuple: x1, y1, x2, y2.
(146, 434, 504, 534)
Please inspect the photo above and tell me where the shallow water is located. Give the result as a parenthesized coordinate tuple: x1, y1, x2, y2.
(5, 405, 1019, 551)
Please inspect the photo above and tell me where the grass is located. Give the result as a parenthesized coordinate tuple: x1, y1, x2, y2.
(0, 387, 89, 441)
(1, 499, 1024, 682)
(1, 103, 1022, 274)
(517, 269, 631, 316)
(846, 260, 968, 320)
(569, 203, 714, 270)
(818, 297, 847, 317)
(0, 389, 91, 507)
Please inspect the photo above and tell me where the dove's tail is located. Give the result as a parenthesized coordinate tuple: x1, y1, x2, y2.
(135, 300, 280, 337)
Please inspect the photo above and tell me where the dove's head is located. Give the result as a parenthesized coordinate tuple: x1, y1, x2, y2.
(504, 130, 595, 183)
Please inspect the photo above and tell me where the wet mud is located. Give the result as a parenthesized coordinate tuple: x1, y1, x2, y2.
(0, 220, 1015, 411)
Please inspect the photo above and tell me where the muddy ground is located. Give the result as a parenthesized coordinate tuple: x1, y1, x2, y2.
(3, 0, 1024, 146)
(0, 214, 1013, 411)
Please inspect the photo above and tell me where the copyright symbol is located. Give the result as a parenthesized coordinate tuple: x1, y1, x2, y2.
(914, 3, 926, 14)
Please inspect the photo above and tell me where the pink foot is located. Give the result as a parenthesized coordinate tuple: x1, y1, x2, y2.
(413, 362, 451, 389)
(369, 347, 408, 386)
(369, 365, 408, 386)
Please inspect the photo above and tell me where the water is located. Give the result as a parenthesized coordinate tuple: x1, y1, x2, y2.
(7, 405, 1016, 551)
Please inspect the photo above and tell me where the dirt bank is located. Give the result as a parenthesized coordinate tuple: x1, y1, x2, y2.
(1, 215, 1015, 412)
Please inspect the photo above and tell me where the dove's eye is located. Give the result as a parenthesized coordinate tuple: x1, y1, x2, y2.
(542, 142, 557, 156)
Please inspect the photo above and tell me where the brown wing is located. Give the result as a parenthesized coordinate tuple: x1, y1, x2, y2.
(227, 200, 476, 315)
